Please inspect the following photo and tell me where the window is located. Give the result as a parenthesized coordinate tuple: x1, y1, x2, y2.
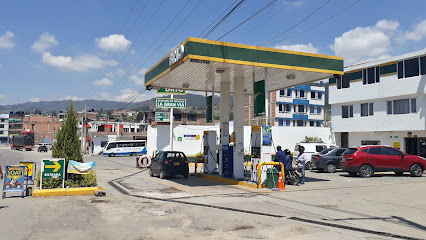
(398, 56, 426, 79)
(278, 120, 284, 126)
(279, 104, 290, 113)
(0, 131, 3, 135)
(0, 124, 3, 128)
(310, 106, 315, 114)
(300, 90, 305, 98)
(316, 145, 327, 152)
(363, 67, 380, 84)
(188, 114, 197, 121)
(387, 101, 392, 114)
(361, 103, 368, 117)
(295, 90, 306, 99)
(366, 147, 385, 155)
(336, 149, 346, 156)
(316, 121, 321, 127)
(342, 106, 349, 118)
(361, 140, 380, 145)
(297, 105, 305, 113)
(317, 106, 322, 114)
(388, 98, 416, 114)
(310, 121, 314, 126)
(411, 99, 416, 113)
(383, 147, 402, 155)
(404, 58, 419, 78)
(310, 92, 323, 100)
(342, 74, 350, 88)
(349, 105, 353, 117)
(369, 103, 374, 116)
(0, 119, 4, 122)
(296, 120, 305, 126)
(311, 92, 316, 99)
(279, 90, 285, 96)
(286, 89, 292, 97)
(174, 114, 182, 121)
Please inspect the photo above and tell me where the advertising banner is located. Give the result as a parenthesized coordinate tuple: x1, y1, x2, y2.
(262, 125, 272, 146)
(2, 165, 27, 198)
(20, 162, 36, 182)
(67, 160, 96, 175)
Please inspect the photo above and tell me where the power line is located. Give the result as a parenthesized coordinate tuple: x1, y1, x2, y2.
(100, 0, 205, 110)
(216, 0, 278, 41)
(263, 0, 361, 46)
(197, 0, 239, 38)
(236, 0, 296, 42)
(202, 0, 247, 39)
(260, 0, 332, 46)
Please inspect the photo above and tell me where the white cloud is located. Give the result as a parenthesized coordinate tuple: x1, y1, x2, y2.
(129, 75, 145, 85)
(42, 52, 118, 72)
(274, 43, 318, 54)
(28, 97, 41, 102)
(93, 78, 113, 86)
(32, 32, 58, 53)
(0, 94, 7, 99)
(330, 20, 399, 65)
(137, 67, 148, 75)
(96, 34, 131, 52)
(61, 96, 84, 101)
(105, 68, 125, 78)
(101, 88, 148, 102)
(404, 19, 426, 41)
(0, 31, 15, 49)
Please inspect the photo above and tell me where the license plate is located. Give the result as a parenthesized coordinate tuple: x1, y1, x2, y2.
(173, 162, 180, 166)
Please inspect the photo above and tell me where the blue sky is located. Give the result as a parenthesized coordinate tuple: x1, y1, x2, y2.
(1, 0, 426, 105)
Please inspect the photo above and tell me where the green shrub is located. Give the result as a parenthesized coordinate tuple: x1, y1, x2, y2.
(65, 174, 97, 188)
(195, 152, 204, 163)
(35, 170, 62, 189)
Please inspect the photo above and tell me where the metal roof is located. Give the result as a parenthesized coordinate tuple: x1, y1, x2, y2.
(145, 38, 344, 94)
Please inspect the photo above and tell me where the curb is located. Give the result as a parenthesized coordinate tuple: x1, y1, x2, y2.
(197, 173, 259, 188)
(32, 187, 103, 197)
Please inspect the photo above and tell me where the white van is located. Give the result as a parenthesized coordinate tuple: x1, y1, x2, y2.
(293, 141, 337, 169)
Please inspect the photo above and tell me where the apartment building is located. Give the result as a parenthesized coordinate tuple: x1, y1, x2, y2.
(244, 84, 326, 127)
(329, 49, 426, 157)
(0, 114, 9, 144)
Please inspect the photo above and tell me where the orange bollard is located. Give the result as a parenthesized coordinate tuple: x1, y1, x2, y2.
(278, 171, 285, 190)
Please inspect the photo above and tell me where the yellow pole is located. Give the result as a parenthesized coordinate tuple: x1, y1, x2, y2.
(257, 162, 284, 188)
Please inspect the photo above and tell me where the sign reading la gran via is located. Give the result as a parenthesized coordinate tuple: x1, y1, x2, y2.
(156, 98, 186, 108)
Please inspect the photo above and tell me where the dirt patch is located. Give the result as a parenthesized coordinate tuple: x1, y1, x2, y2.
(233, 225, 255, 231)
(159, 187, 182, 193)
(90, 198, 108, 203)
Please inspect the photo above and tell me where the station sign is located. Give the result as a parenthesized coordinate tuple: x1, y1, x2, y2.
(169, 45, 185, 66)
(156, 98, 186, 108)
(155, 112, 170, 122)
(42, 159, 65, 179)
(157, 88, 186, 95)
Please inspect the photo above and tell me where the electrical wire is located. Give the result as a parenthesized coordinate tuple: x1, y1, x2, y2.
(216, 0, 278, 41)
(260, 0, 332, 46)
(263, 0, 361, 46)
(197, 0, 239, 38)
(202, 0, 247, 39)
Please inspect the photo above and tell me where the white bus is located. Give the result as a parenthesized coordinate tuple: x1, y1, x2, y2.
(103, 140, 147, 157)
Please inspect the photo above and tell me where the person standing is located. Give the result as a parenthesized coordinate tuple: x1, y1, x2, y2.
(0, 165, 3, 180)
(274, 146, 286, 172)
(297, 146, 307, 184)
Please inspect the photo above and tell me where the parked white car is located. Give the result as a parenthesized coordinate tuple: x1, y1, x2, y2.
(38, 142, 52, 150)
(293, 141, 338, 169)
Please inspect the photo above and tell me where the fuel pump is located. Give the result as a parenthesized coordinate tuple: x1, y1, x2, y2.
(250, 126, 273, 183)
(203, 131, 217, 173)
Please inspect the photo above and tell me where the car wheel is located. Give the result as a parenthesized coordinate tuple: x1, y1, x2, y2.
(326, 163, 337, 173)
(159, 169, 166, 179)
(149, 168, 154, 177)
(359, 165, 374, 178)
(130, 152, 136, 156)
(293, 174, 301, 185)
(109, 153, 115, 157)
(394, 171, 404, 176)
(317, 168, 324, 172)
(305, 162, 312, 170)
(348, 172, 358, 176)
(183, 172, 189, 179)
(410, 164, 423, 177)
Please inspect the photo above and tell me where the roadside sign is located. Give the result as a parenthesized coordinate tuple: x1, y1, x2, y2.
(177, 137, 182, 142)
(20, 162, 36, 183)
(156, 98, 186, 108)
(157, 88, 186, 95)
(42, 159, 65, 179)
(155, 112, 170, 122)
(2, 165, 27, 198)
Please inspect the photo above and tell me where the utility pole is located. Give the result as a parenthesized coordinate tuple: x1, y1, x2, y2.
(83, 103, 87, 155)
(170, 94, 174, 151)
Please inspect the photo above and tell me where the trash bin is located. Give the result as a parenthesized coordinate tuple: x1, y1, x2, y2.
(266, 168, 279, 189)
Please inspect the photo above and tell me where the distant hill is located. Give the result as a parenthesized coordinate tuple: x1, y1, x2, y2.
(0, 93, 221, 114)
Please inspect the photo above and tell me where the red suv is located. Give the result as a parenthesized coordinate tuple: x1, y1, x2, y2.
(341, 146, 426, 178)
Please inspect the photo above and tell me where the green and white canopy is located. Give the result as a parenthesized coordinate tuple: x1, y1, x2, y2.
(145, 38, 343, 94)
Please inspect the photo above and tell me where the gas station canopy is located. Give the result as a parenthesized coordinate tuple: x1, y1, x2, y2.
(145, 37, 344, 94)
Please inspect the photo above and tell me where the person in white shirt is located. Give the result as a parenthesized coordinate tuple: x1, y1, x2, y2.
(297, 146, 307, 184)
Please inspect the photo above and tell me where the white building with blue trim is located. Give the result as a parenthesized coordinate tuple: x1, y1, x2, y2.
(274, 84, 325, 127)
(0, 114, 9, 144)
(329, 49, 426, 157)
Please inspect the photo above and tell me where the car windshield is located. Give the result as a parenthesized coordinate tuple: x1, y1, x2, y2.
(320, 148, 334, 155)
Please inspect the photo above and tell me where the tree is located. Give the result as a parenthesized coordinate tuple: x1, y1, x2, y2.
(304, 136, 323, 142)
(33, 109, 42, 115)
(136, 112, 144, 122)
(52, 100, 83, 164)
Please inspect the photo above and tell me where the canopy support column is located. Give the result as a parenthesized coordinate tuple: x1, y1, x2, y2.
(219, 69, 230, 176)
(233, 72, 245, 179)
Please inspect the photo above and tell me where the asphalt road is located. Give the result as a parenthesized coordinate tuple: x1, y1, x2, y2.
(1, 147, 426, 240)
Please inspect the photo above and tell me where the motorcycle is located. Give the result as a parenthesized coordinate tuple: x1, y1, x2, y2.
(284, 167, 301, 185)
